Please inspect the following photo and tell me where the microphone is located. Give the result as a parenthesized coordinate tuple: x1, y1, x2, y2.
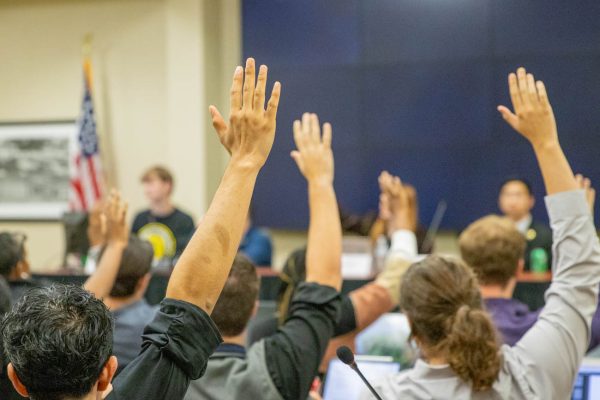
(336, 346, 384, 400)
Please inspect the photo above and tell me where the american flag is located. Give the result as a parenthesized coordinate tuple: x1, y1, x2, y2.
(69, 57, 104, 211)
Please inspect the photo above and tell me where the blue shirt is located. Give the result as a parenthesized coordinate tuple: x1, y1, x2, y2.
(112, 299, 158, 372)
(239, 227, 272, 266)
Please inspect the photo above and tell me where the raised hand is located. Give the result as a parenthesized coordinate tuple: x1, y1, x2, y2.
(291, 113, 334, 185)
(209, 58, 281, 169)
(576, 174, 596, 214)
(497, 67, 558, 149)
(379, 171, 416, 233)
(87, 201, 106, 247)
(104, 189, 128, 247)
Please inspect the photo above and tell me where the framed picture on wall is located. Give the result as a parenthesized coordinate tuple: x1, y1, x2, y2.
(0, 121, 77, 220)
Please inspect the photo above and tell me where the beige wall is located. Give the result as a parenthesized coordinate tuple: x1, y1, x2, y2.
(0, 0, 239, 271)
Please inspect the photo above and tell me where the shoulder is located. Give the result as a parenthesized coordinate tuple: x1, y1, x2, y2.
(173, 208, 195, 224)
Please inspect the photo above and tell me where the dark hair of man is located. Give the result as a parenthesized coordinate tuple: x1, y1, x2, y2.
(1, 284, 113, 400)
(98, 237, 154, 298)
(210, 255, 259, 337)
(141, 165, 174, 186)
(499, 177, 533, 196)
(0, 233, 24, 279)
(0, 276, 11, 316)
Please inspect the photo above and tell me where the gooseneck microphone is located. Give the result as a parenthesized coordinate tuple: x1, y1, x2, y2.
(336, 346, 384, 400)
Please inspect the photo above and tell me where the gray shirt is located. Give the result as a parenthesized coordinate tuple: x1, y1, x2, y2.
(363, 190, 600, 400)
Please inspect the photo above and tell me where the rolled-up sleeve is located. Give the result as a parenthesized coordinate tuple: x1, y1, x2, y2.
(109, 299, 222, 400)
(264, 282, 341, 400)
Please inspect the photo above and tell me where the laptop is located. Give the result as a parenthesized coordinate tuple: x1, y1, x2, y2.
(323, 357, 400, 400)
(572, 359, 600, 400)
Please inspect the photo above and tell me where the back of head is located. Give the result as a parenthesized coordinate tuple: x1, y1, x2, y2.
(0, 233, 23, 279)
(104, 237, 154, 298)
(211, 255, 259, 337)
(459, 215, 526, 287)
(1, 284, 113, 400)
(400, 256, 501, 391)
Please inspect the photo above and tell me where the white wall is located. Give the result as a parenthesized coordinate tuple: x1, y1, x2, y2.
(0, 0, 239, 271)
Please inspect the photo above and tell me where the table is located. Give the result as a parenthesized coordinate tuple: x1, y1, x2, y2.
(34, 269, 551, 310)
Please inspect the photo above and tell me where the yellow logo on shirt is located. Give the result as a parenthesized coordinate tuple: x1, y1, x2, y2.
(138, 223, 177, 261)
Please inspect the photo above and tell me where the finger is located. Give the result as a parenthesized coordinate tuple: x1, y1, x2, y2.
(583, 177, 591, 190)
(517, 67, 529, 109)
(265, 82, 281, 122)
(299, 113, 311, 150)
(293, 120, 304, 151)
(575, 174, 583, 188)
(100, 214, 107, 236)
(536, 80, 551, 110)
(242, 58, 256, 110)
(253, 65, 268, 111)
(310, 114, 321, 143)
(526, 73, 537, 104)
(508, 73, 522, 113)
(209, 106, 228, 136)
(322, 123, 332, 148)
(497, 106, 519, 130)
(290, 150, 304, 172)
(230, 66, 243, 111)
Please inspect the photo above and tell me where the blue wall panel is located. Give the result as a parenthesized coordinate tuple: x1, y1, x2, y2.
(243, 0, 600, 230)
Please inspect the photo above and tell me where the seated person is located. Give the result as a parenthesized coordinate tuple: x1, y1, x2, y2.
(101, 236, 157, 374)
(247, 158, 414, 374)
(363, 68, 600, 399)
(460, 181, 600, 350)
(239, 211, 273, 266)
(0, 232, 43, 302)
(132, 165, 196, 266)
(185, 113, 343, 400)
(0, 276, 20, 400)
(1, 57, 281, 400)
(498, 177, 553, 271)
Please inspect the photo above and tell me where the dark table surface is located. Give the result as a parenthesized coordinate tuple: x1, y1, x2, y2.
(33, 268, 550, 311)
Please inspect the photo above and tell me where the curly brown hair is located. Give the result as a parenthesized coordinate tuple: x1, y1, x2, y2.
(400, 256, 502, 391)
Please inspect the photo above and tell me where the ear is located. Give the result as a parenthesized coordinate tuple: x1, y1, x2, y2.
(529, 195, 536, 209)
(252, 300, 260, 318)
(97, 356, 118, 392)
(7, 363, 30, 397)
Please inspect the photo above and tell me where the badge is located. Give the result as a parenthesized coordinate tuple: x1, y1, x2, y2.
(526, 228, 537, 241)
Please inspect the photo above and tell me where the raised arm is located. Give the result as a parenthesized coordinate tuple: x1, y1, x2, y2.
(499, 67, 600, 399)
(498, 67, 576, 194)
(165, 58, 280, 312)
(83, 191, 128, 298)
(291, 113, 342, 290)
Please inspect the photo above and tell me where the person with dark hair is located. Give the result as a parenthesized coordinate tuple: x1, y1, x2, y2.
(0, 232, 42, 302)
(363, 68, 600, 399)
(102, 236, 157, 374)
(132, 164, 196, 266)
(185, 113, 343, 400)
(498, 177, 553, 272)
(1, 57, 281, 400)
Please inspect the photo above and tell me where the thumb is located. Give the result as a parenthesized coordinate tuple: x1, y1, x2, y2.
(497, 105, 519, 129)
(209, 105, 228, 136)
(290, 150, 304, 172)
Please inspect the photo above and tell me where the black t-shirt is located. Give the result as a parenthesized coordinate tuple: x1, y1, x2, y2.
(132, 209, 196, 262)
(108, 298, 222, 399)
